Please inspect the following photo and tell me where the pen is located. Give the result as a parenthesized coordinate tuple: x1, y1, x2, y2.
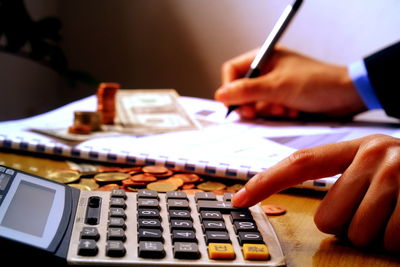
(225, 0, 303, 117)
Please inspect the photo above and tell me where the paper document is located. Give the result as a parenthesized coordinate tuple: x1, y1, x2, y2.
(0, 95, 399, 191)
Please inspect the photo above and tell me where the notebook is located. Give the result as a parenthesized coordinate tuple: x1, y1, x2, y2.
(1, 94, 399, 191)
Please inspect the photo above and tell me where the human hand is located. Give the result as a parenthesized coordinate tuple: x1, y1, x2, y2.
(232, 134, 400, 253)
(215, 47, 367, 119)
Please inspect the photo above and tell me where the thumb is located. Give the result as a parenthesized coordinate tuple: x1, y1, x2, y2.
(232, 139, 362, 207)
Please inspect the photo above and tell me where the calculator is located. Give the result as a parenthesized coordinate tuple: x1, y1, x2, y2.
(0, 165, 285, 266)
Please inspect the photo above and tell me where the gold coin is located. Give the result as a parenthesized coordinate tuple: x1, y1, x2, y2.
(147, 181, 178, 192)
(47, 169, 80, 184)
(171, 173, 200, 183)
(94, 172, 130, 182)
(226, 184, 244, 193)
(164, 177, 184, 188)
(79, 178, 99, 190)
(142, 165, 169, 174)
(197, 181, 226, 191)
(69, 183, 91, 191)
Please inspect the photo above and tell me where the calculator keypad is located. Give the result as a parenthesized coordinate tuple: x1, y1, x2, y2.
(68, 189, 285, 266)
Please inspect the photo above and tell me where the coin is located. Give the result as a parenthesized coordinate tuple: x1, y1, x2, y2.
(152, 170, 174, 178)
(122, 178, 146, 189)
(47, 169, 80, 184)
(212, 189, 229, 195)
(94, 172, 130, 182)
(79, 178, 99, 190)
(181, 183, 196, 190)
(97, 183, 120, 191)
(142, 165, 169, 174)
(69, 183, 91, 191)
(68, 124, 92, 135)
(197, 181, 226, 191)
(97, 166, 121, 173)
(181, 189, 204, 195)
(73, 111, 101, 131)
(164, 177, 184, 188)
(131, 173, 158, 183)
(226, 184, 244, 193)
(171, 173, 200, 183)
(147, 181, 178, 192)
(97, 82, 120, 125)
(262, 204, 287, 216)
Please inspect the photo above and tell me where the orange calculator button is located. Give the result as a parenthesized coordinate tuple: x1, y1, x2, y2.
(208, 243, 235, 260)
(242, 243, 270, 260)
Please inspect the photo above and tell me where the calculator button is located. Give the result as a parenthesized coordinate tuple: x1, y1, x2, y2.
(137, 189, 159, 199)
(171, 230, 197, 243)
(138, 219, 162, 230)
(204, 231, 231, 244)
(138, 209, 161, 219)
(223, 192, 234, 202)
(138, 241, 166, 258)
(137, 199, 160, 210)
(109, 208, 126, 219)
(242, 243, 270, 260)
(107, 228, 126, 241)
(166, 191, 187, 200)
(208, 243, 235, 260)
(233, 221, 258, 233)
(138, 229, 164, 242)
(202, 220, 226, 232)
(108, 217, 126, 229)
(80, 227, 100, 241)
(169, 210, 192, 220)
(173, 242, 201, 259)
(78, 239, 98, 256)
(106, 241, 126, 257)
(167, 199, 190, 210)
(197, 200, 236, 214)
(111, 189, 126, 199)
(237, 231, 264, 245)
(109, 198, 126, 209)
(194, 192, 217, 202)
(170, 219, 193, 230)
(199, 211, 223, 221)
(230, 211, 253, 222)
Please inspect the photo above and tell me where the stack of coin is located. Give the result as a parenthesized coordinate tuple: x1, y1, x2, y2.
(73, 111, 101, 131)
(46, 164, 245, 196)
(68, 111, 102, 135)
(97, 82, 120, 125)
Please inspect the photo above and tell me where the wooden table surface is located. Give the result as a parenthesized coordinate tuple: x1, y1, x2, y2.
(1, 149, 399, 267)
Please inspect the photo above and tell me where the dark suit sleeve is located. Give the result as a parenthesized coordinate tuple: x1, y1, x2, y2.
(364, 41, 400, 118)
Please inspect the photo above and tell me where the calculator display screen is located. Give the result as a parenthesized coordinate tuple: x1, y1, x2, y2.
(1, 181, 55, 237)
(0, 172, 66, 250)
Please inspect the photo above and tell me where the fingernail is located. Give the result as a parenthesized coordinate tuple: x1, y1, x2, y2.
(232, 187, 249, 207)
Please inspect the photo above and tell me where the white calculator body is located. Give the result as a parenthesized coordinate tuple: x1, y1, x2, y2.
(0, 165, 285, 266)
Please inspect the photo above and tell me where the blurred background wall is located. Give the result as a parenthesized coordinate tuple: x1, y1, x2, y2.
(1, 0, 399, 120)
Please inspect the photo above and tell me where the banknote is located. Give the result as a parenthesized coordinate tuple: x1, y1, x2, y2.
(116, 89, 201, 135)
(31, 89, 201, 141)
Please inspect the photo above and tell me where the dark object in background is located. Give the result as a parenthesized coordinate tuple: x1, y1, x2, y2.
(0, 0, 97, 87)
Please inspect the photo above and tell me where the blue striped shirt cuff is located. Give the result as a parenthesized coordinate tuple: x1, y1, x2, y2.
(348, 60, 382, 109)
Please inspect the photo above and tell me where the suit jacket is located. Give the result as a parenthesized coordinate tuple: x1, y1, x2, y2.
(364, 41, 400, 118)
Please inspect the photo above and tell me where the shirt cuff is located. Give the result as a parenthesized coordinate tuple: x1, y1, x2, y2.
(348, 60, 382, 109)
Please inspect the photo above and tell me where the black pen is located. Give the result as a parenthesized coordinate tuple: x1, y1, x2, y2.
(225, 0, 303, 117)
